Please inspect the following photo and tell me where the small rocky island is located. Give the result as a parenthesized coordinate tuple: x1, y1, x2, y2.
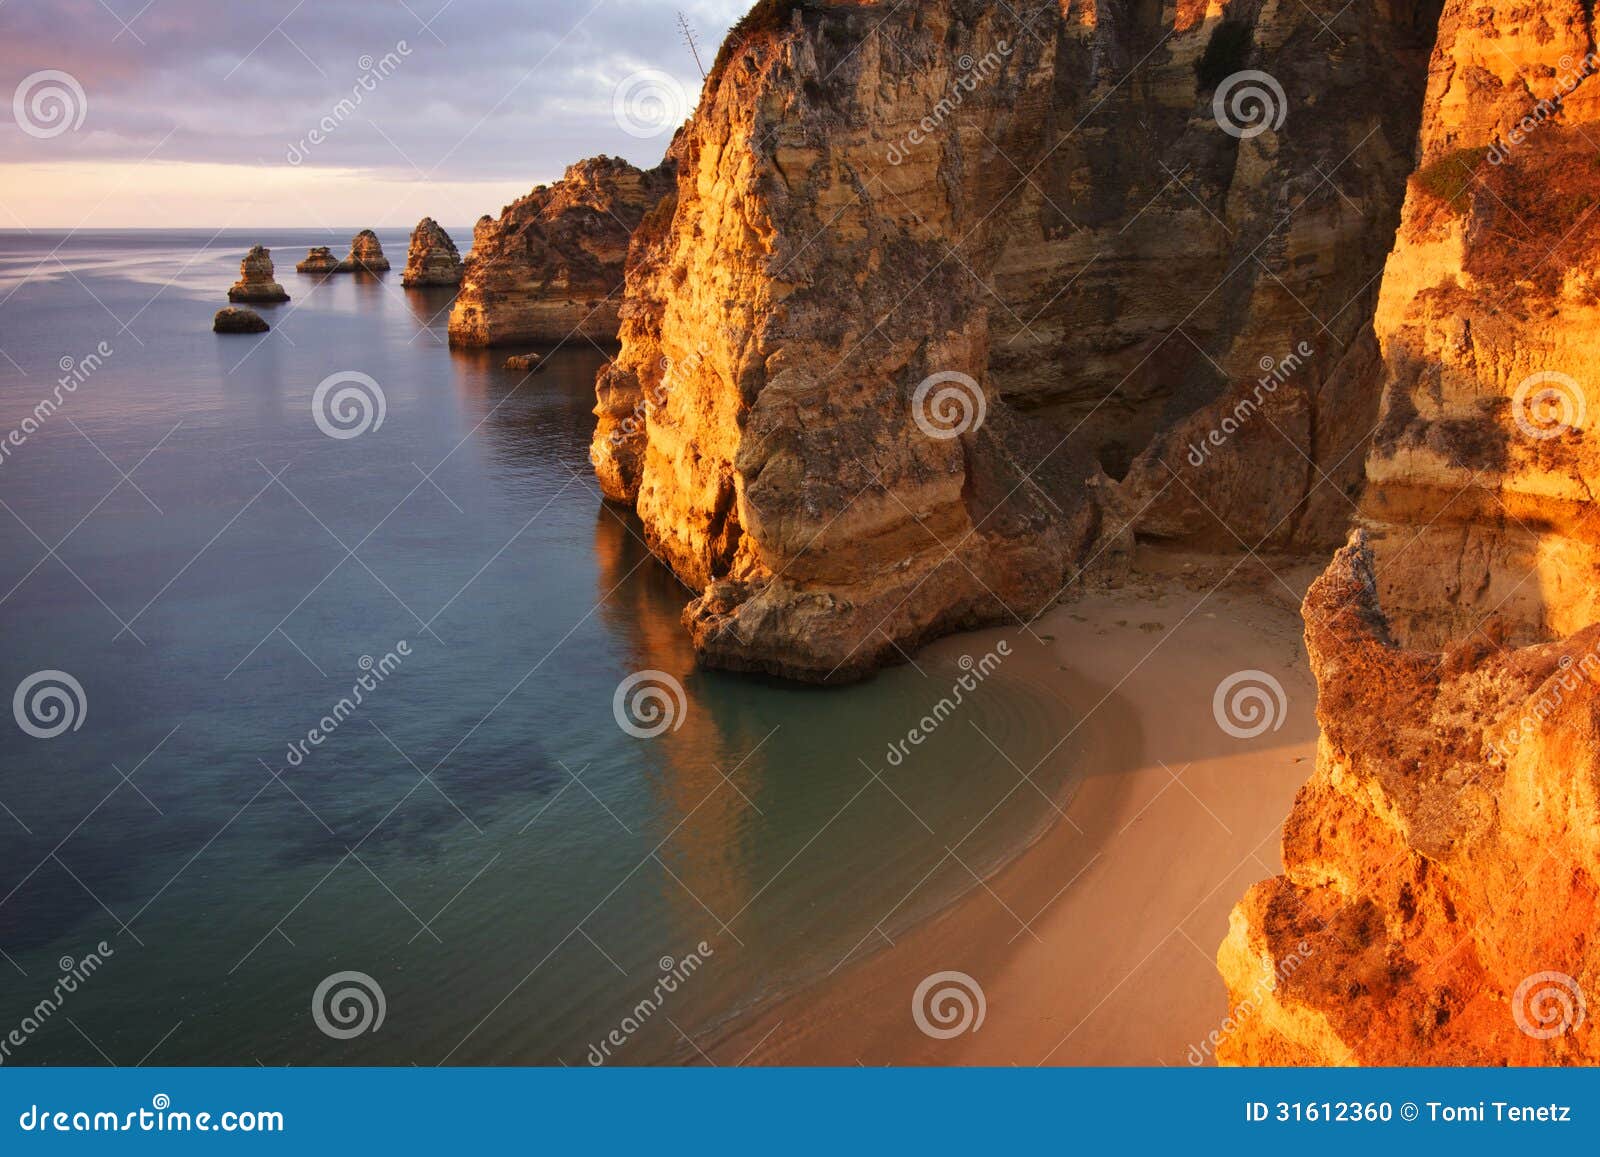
(212, 307, 269, 334)
(296, 246, 338, 273)
(334, 230, 390, 273)
(226, 246, 289, 303)
(401, 218, 463, 287)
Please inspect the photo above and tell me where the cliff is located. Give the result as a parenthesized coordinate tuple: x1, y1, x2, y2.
(590, 0, 1441, 682)
(447, 155, 677, 347)
(401, 218, 463, 287)
(1220, 0, 1600, 1064)
(1218, 534, 1600, 1064)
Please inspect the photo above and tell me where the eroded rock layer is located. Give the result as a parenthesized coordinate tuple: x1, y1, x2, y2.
(335, 229, 390, 273)
(1221, 0, 1600, 1065)
(296, 246, 337, 273)
(401, 218, 463, 287)
(592, 0, 1441, 681)
(227, 246, 288, 303)
(447, 156, 676, 347)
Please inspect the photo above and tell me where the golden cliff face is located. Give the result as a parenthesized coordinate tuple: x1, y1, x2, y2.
(591, 0, 1440, 681)
(1221, 0, 1600, 1064)
(1221, 534, 1600, 1064)
(447, 155, 677, 347)
(1362, 0, 1600, 648)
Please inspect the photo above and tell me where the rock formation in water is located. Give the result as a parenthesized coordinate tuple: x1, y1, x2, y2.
(335, 229, 390, 273)
(296, 246, 338, 273)
(401, 218, 464, 287)
(226, 246, 289, 303)
(213, 307, 269, 334)
(589, 0, 1441, 682)
(1220, 0, 1600, 1064)
(504, 353, 542, 372)
(447, 154, 676, 347)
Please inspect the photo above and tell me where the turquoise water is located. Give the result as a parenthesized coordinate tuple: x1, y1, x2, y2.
(0, 230, 1075, 1065)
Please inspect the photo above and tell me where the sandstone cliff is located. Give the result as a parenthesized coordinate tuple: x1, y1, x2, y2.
(447, 155, 676, 347)
(401, 218, 463, 287)
(1220, 0, 1600, 1064)
(227, 245, 289, 303)
(296, 246, 337, 273)
(590, 0, 1442, 681)
(335, 229, 390, 273)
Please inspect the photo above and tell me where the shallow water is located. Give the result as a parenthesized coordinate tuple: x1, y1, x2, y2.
(0, 229, 1074, 1065)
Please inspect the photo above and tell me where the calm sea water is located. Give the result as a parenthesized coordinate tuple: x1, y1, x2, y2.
(0, 229, 1075, 1065)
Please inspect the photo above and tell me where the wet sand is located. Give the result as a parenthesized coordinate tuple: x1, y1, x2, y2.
(710, 555, 1323, 1066)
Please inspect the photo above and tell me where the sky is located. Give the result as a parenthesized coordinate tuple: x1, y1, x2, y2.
(0, 0, 750, 228)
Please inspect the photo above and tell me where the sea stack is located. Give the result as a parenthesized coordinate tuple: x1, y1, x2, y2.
(213, 307, 269, 334)
(334, 230, 390, 273)
(226, 246, 289, 303)
(401, 218, 463, 287)
(296, 246, 338, 273)
(447, 154, 676, 347)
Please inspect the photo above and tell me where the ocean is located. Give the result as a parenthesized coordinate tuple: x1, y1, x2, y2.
(0, 228, 1074, 1065)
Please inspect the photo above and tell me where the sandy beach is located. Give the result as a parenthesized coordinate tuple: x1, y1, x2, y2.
(710, 551, 1324, 1066)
